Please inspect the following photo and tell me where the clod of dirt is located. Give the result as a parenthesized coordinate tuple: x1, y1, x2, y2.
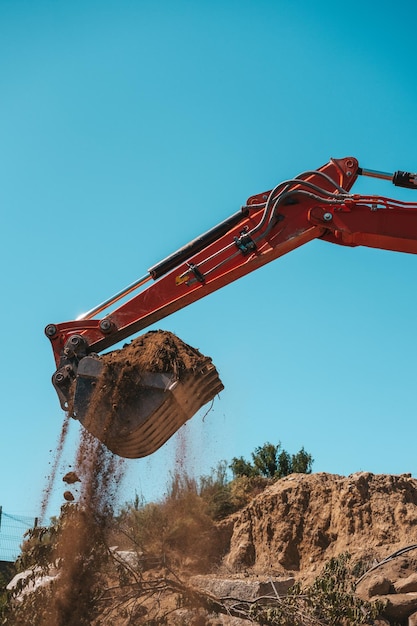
(104, 330, 213, 374)
(63, 471, 81, 484)
(63, 491, 75, 502)
(78, 330, 224, 459)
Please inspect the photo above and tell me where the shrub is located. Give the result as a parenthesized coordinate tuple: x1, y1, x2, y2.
(230, 441, 314, 479)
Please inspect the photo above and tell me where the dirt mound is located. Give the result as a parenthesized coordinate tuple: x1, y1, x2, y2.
(79, 330, 224, 458)
(102, 330, 212, 374)
(11, 470, 417, 624)
(223, 472, 417, 581)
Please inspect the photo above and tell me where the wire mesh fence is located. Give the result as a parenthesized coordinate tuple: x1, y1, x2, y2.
(0, 507, 38, 562)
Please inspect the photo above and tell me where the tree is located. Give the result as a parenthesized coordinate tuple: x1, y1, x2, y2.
(230, 441, 314, 479)
(252, 442, 280, 478)
(229, 456, 258, 478)
(291, 447, 313, 474)
(276, 449, 292, 478)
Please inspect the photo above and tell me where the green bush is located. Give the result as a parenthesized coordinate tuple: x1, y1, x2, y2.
(248, 553, 386, 626)
(230, 441, 313, 479)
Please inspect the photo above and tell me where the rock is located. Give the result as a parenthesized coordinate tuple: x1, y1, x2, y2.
(355, 574, 392, 599)
(109, 547, 141, 569)
(190, 575, 295, 602)
(7, 566, 60, 600)
(395, 573, 417, 594)
(378, 592, 417, 622)
(63, 490, 74, 501)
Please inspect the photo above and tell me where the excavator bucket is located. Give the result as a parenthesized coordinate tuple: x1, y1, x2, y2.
(66, 331, 223, 458)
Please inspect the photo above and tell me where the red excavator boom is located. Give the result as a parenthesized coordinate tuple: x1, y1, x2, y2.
(45, 156, 417, 458)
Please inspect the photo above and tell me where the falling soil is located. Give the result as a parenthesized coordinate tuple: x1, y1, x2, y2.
(40, 415, 71, 523)
(8, 330, 220, 625)
(42, 430, 125, 626)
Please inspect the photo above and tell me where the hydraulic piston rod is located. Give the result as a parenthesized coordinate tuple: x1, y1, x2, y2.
(359, 167, 417, 190)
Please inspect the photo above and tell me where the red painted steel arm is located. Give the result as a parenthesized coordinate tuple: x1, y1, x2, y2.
(45, 156, 417, 366)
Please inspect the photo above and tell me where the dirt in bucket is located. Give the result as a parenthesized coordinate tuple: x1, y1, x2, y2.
(78, 330, 223, 458)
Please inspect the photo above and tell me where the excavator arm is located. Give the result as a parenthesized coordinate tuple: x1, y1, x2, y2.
(45, 156, 417, 458)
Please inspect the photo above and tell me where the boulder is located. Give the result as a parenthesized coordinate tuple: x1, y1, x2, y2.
(355, 573, 391, 599)
(395, 573, 417, 594)
(190, 575, 295, 602)
(377, 593, 417, 622)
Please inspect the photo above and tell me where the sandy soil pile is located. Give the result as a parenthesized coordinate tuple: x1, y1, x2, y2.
(223, 471, 417, 581)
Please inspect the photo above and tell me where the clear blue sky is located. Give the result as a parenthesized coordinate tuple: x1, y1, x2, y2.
(2, 0, 417, 533)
